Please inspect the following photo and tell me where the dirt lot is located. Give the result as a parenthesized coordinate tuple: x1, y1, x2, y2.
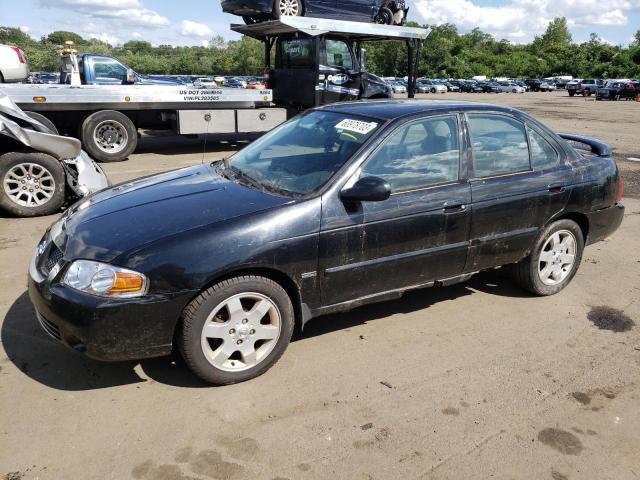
(1, 91, 639, 480)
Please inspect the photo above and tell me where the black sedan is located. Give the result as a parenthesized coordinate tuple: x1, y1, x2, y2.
(222, 0, 408, 25)
(29, 101, 624, 385)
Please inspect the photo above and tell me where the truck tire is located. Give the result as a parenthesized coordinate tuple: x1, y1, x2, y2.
(0, 151, 65, 217)
(24, 111, 59, 135)
(568, 91, 575, 97)
(81, 110, 137, 162)
(511, 219, 584, 296)
(179, 275, 295, 385)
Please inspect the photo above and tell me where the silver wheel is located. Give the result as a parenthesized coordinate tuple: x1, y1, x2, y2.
(277, 0, 300, 16)
(200, 292, 281, 372)
(3, 162, 56, 208)
(538, 229, 577, 286)
(93, 119, 129, 154)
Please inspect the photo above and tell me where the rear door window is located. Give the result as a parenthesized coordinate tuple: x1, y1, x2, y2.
(527, 126, 558, 169)
(468, 114, 530, 177)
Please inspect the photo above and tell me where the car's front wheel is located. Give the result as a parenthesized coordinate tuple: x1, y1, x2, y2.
(179, 275, 295, 385)
(511, 219, 584, 296)
(0, 151, 66, 217)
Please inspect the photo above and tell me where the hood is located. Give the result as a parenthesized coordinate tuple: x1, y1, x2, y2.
(61, 164, 291, 262)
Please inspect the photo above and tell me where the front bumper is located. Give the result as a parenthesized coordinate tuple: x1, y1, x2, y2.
(585, 203, 625, 246)
(27, 236, 196, 361)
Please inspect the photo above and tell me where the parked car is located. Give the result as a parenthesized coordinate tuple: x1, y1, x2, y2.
(28, 100, 624, 384)
(225, 78, 246, 89)
(566, 79, 582, 97)
(477, 81, 501, 93)
(416, 79, 446, 93)
(389, 81, 407, 93)
(0, 44, 29, 83)
(596, 81, 640, 101)
(36, 72, 59, 84)
(222, 0, 409, 25)
(576, 79, 604, 97)
(497, 82, 525, 93)
(545, 82, 557, 91)
(0, 94, 108, 217)
(441, 81, 460, 92)
(458, 81, 483, 93)
(193, 77, 218, 88)
(246, 78, 266, 89)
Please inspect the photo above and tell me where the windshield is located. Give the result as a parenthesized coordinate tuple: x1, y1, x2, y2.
(226, 110, 382, 197)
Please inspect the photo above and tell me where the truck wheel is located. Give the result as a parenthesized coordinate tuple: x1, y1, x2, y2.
(0, 151, 65, 217)
(511, 219, 584, 296)
(179, 275, 295, 385)
(568, 91, 575, 97)
(24, 112, 59, 135)
(81, 110, 137, 162)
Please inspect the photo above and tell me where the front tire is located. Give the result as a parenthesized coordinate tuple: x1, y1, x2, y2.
(179, 275, 295, 385)
(511, 219, 584, 296)
(0, 151, 66, 217)
(24, 112, 59, 135)
(375, 6, 394, 24)
(81, 110, 137, 163)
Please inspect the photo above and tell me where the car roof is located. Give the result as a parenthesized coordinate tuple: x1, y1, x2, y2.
(319, 100, 520, 121)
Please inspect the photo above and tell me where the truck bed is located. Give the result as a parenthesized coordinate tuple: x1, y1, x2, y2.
(0, 84, 273, 111)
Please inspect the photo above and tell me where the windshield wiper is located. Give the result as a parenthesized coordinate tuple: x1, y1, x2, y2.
(227, 165, 264, 192)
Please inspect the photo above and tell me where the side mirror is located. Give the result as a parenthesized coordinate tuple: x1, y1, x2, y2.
(122, 68, 136, 84)
(340, 176, 391, 203)
(358, 47, 366, 71)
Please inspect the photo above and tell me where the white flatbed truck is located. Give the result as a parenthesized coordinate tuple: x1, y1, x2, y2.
(0, 18, 429, 162)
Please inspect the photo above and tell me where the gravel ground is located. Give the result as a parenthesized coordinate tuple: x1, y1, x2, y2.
(1, 91, 639, 480)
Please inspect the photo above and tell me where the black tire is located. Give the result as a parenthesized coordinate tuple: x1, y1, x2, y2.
(24, 111, 59, 135)
(179, 275, 295, 385)
(568, 91, 575, 97)
(0, 151, 65, 217)
(375, 6, 394, 24)
(431, 87, 436, 93)
(511, 219, 584, 296)
(242, 15, 263, 24)
(81, 110, 137, 163)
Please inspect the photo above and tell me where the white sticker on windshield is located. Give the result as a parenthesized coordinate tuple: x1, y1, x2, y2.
(334, 119, 378, 135)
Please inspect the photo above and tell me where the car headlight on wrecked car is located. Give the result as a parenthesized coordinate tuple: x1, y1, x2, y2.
(63, 260, 148, 298)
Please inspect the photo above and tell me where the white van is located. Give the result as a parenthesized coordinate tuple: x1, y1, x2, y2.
(0, 44, 29, 83)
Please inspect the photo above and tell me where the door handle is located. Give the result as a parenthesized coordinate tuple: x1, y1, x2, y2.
(443, 203, 467, 213)
(548, 184, 566, 194)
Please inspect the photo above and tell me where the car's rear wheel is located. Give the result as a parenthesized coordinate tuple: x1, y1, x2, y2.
(179, 275, 295, 385)
(511, 219, 584, 296)
(273, 0, 302, 17)
(0, 151, 66, 217)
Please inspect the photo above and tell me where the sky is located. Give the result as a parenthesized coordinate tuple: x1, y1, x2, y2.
(1, 0, 638, 46)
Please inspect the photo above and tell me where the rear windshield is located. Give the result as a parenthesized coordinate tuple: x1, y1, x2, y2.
(279, 39, 314, 68)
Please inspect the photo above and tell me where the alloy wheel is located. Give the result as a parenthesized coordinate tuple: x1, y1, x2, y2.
(200, 292, 282, 372)
(94, 119, 129, 154)
(278, 0, 300, 16)
(538, 230, 577, 286)
(3, 163, 56, 208)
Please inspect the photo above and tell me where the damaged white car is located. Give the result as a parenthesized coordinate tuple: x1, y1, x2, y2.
(0, 94, 109, 217)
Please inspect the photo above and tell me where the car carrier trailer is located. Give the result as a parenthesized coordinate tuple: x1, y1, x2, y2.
(0, 18, 429, 162)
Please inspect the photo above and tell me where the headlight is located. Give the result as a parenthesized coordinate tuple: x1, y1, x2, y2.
(63, 260, 148, 298)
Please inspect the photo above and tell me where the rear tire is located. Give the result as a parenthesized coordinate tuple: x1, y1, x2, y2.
(81, 110, 137, 163)
(272, 0, 303, 18)
(0, 151, 65, 217)
(179, 275, 295, 385)
(511, 219, 584, 296)
(568, 91, 575, 97)
(24, 111, 59, 135)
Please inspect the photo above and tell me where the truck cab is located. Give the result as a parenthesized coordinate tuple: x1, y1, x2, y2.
(271, 35, 392, 109)
(62, 54, 181, 86)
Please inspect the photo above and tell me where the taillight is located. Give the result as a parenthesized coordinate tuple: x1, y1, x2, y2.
(10, 47, 25, 64)
(615, 176, 624, 203)
(263, 67, 271, 89)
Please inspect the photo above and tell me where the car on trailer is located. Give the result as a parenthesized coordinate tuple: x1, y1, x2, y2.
(222, 0, 409, 25)
(29, 100, 624, 384)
